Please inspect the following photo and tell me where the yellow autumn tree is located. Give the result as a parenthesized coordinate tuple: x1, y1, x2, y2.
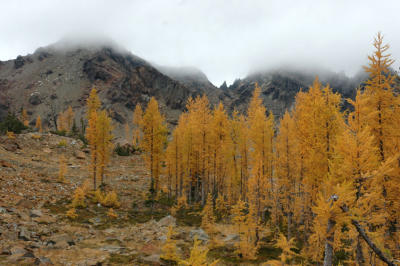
(201, 193, 216, 234)
(307, 178, 355, 264)
(21, 108, 29, 127)
(179, 235, 218, 266)
(232, 198, 259, 260)
(35, 115, 42, 133)
(165, 113, 186, 198)
(141, 97, 167, 195)
(96, 110, 113, 185)
(161, 225, 180, 263)
(275, 233, 297, 264)
(247, 83, 275, 219)
(58, 155, 67, 183)
(57, 106, 75, 133)
(292, 77, 344, 240)
(359, 33, 400, 257)
(86, 88, 101, 190)
(275, 111, 301, 241)
(209, 102, 230, 198)
(132, 104, 143, 147)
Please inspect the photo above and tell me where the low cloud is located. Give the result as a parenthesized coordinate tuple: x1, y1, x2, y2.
(0, 0, 399, 86)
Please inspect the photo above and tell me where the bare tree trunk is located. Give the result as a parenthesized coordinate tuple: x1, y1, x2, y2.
(356, 235, 365, 265)
(323, 218, 336, 266)
(287, 211, 292, 241)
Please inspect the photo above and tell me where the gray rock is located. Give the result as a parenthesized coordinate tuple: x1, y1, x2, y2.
(14, 55, 25, 69)
(157, 215, 176, 227)
(29, 92, 42, 105)
(0, 207, 6, 214)
(10, 246, 26, 255)
(189, 228, 209, 242)
(100, 245, 125, 253)
(36, 256, 53, 265)
(49, 234, 75, 246)
(142, 254, 160, 264)
(0, 247, 11, 255)
(223, 234, 239, 243)
(30, 209, 43, 217)
(73, 150, 86, 159)
(19, 227, 31, 241)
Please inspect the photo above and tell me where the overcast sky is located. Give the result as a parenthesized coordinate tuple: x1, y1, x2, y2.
(1, 0, 399, 85)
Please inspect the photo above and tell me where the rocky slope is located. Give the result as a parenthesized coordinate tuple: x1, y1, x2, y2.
(0, 133, 260, 265)
(0, 133, 191, 265)
(0, 41, 224, 136)
(223, 67, 368, 117)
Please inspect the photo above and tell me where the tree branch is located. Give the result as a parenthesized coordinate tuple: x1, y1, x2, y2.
(340, 205, 395, 266)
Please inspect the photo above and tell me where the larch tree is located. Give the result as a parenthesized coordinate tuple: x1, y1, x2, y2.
(180, 236, 218, 266)
(275, 111, 301, 241)
(232, 198, 259, 260)
(96, 110, 113, 186)
(165, 113, 186, 198)
(247, 83, 275, 219)
(86, 88, 101, 190)
(161, 225, 180, 263)
(209, 102, 230, 199)
(21, 108, 29, 127)
(132, 103, 143, 147)
(201, 193, 216, 234)
(141, 97, 167, 195)
(330, 90, 380, 264)
(358, 32, 400, 261)
(35, 115, 42, 132)
(58, 155, 67, 183)
(292, 77, 344, 240)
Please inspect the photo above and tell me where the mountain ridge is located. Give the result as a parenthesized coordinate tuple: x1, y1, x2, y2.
(0, 39, 371, 137)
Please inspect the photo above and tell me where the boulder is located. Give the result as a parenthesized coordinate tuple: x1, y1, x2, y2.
(222, 234, 240, 246)
(18, 227, 31, 241)
(14, 55, 25, 69)
(10, 245, 26, 255)
(157, 215, 176, 227)
(0, 160, 13, 168)
(29, 92, 42, 105)
(142, 254, 160, 264)
(1, 138, 20, 152)
(35, 256, 53, 265)
(73, 150, 86, 159)
(16, 199, 34, 209)
(30, 209, 43, 217)
(49, 234, 75, 246)
(33, 214, 56, 224)
(189, 228, 209, 242)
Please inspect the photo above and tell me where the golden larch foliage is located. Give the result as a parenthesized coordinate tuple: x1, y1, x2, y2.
(132, 103, 143, 147)
(141, 97, 167, 195)
(201, 193, 216, 234)
(35, 115, 42, 133)
(161, 225, 180, 262)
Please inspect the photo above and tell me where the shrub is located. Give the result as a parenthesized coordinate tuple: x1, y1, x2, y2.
(58, 139, 67, 147)
(66, 208, 78, 219)
(31, 134, 41, 140)
(114, 143, 131, 156)
(102, 191, 120, 208)
(107, 208, 118, 219)
(71, 187, 86, 208)
(6, 131, 16, 139)
(52, 130, 67, 136)
(91, 189, 105, 204)
(0, 113, 27, 134)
